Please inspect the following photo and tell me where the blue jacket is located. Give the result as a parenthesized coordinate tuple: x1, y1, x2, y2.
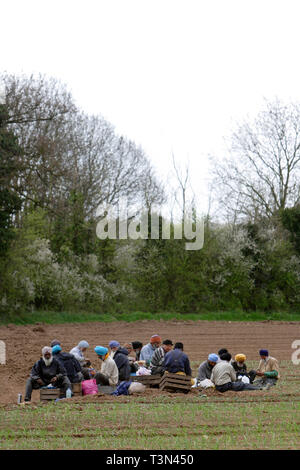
(111, 380, 132, 396)
(140, 343, 156, 363)
(163, 349, 192, 376)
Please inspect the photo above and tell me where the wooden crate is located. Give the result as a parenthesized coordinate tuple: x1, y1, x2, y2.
(131, 375, 161, 388)
(40, 388, 60, 401)
(71, 382, 82, 396)
(159, 373, 192, 393)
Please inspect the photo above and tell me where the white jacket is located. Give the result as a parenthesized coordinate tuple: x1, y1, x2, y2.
(70, 346, 85, 366)
(101, 356, 119, 386)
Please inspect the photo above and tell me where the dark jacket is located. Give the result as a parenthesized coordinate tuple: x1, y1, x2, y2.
(30, 357, 67, 384)
(163, 349, 192, 376)
(113, 347, 131, 381)
(197, 360, 214, 382)
(54, 352, 82, 383)
(232, 361, 247, 377)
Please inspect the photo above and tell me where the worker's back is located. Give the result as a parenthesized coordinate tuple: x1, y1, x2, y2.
(55, 352, 81, 383)
(211, 360, 236, 386)
(163, 349, 191, 375)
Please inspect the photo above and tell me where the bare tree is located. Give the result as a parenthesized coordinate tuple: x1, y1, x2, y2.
(171, 153, 196, 222)
(138, 160, 166, 212)
(212, 99, 300, 222)
(3, 73, 75, 125)
(72, 119, 166, 216)
(1, 73, 76, 214)
(1, 73, 165, 223)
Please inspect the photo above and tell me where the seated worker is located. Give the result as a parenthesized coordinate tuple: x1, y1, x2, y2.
(131, 341, 143, 361)
(123, 343, 138, 374)
(24, 346, 71, 403)
(218, 348, 233, 363)
(231, 354, 251, 382)
(218, 348, 229, 356)
(150, 339, 173, 376)
(94, 346, 119, 387)
(69, 340, 91, 380)
(250, 349, 280, 387)
(211, 353, 264, 392)
(140, 335, 162, 365)
(163, 342, 192, 376)
(108, 340, 120, 358)
(113, 344, 131, 382)
(197, 353, 219, 388)
(52, 345, 83, 383)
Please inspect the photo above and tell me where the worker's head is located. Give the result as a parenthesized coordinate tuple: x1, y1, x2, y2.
(42, 346, 53, 366)
(259, 349, 269, 360)
(109, 340, 120, 352)
(150, 335, 161, 349)
(94, 346, 108, 360)
(131, 341, 143, 352)
(162, 339, 173, 353)
(174, 342, 184, 351)
(50, 339, 61, 348)
(52, 345, 62, 355)
(218, 348, 228, 356)
(78, 340, 89, 353)
(123, 343, 133, 354)
(208, 353, 219, 366)
(235, 354, 246, 365)
(220, 352, 232, 362)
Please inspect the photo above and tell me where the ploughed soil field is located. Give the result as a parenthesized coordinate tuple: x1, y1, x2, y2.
(0, 319, 299, 405)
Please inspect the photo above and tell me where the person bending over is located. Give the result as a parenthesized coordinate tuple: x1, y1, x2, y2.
(197, 353, 219, 388)
(52, 344, 83, 383)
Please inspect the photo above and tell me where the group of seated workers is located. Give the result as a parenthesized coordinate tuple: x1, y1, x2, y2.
(197, 348, 280, 392)
(24, 334, 280, 402)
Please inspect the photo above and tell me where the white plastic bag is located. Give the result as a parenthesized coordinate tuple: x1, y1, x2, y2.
(199, 379, 214, 389)
(128, 382, 146, 394)
(239, 375, 250, 384)
(136, 366, 151, 376)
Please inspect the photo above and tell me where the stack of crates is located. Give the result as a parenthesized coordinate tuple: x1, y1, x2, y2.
(159, 372, 192, 393)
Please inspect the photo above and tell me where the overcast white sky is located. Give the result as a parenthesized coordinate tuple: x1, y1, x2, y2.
(2, 0, 300, 214)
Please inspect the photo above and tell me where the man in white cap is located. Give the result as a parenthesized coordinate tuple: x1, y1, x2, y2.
(24, 346, 71, 403)
(70, 340, 91, 379)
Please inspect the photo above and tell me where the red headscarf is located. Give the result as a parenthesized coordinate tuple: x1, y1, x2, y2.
(150, 335, 161, 344)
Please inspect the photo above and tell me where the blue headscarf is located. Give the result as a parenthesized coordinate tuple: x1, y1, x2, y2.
(208, 353, 219, 362)
(259, 349, 269, 356)
(52, 345, 62, 354)
(95, 345, 108, 356)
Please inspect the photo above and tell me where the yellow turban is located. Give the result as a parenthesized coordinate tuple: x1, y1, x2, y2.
(235, 354, 246, 362)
